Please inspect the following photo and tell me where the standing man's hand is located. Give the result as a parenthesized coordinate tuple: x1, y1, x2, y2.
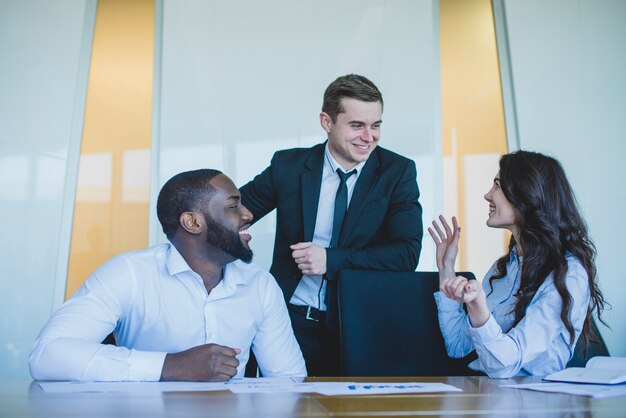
(291, 242, 327, 276)
(160, 343, 240, 382)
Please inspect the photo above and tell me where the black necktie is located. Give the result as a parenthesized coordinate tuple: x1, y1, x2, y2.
(324, 168, 356, 330)
(329, 168, 356, 248)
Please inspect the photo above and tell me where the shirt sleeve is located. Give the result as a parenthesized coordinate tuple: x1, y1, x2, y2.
(29, 256, 167, 381)
(252, 274, 307, 377)
(467, 261, 590, 378)
(434, 291, 475, 358)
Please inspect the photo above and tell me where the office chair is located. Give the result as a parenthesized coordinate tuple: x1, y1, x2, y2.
(566, 318, 610, 367)
(338, 269, 476, 376)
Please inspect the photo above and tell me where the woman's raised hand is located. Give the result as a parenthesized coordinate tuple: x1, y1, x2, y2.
(428, 215, 460, 279)
(429, 215, 490, 327)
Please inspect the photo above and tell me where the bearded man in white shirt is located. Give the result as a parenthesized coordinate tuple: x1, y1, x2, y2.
(29, 169, 306, 381)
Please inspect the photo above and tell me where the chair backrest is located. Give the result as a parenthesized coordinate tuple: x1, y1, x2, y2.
(566, 318, 610, 367)
(338, 269, 476, 376)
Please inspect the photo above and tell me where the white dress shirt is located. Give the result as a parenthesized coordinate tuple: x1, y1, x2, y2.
(29, 243, 306, 381)
(434, 250, 590, 378)
(289, 145, 365, 310)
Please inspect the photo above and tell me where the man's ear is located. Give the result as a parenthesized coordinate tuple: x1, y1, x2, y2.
(179, 212, 203, 235)
(320, 112, 332, 134)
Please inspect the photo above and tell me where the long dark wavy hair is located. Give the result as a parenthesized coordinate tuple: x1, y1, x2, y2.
(488, 150, 606, 349)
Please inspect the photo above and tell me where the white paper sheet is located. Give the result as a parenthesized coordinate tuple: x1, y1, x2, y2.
(543, 357, 626, 384)
(36, 377, 308, 394)
(314, 382, 463, 396)
(501, 382, 626, 398)
(36, 381, 229, 394)
(544, 367, 626, 384)
(225, 377, 317, 393)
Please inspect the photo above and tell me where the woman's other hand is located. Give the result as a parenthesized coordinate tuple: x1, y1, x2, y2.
(440, 274, 490, 327)
(463, 280, 489, 327)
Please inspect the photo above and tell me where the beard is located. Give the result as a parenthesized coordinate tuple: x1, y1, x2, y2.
(203, 213, 253, 263)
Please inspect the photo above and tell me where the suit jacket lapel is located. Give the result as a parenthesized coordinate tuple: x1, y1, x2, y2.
(301, 144, 325, 242)
(340, 150, 380, 244)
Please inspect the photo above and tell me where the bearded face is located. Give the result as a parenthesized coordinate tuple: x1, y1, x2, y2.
(203, 212, 253, 263)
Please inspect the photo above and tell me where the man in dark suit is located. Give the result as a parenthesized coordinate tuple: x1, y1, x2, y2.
(240, 74, 423, 376)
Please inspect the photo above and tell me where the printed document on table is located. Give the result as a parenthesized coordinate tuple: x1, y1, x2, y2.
(501, 382, 626, 398)
(36, 377, 300, 394)
(36, 381, 229, 394)
(226, 377, 317, 393)
(543, 357, 626, 385)
(314, 382, 463, 396)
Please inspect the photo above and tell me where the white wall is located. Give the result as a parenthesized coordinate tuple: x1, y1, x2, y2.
(500, 0, 626, 355)
(152, 0, 442, 272)
(0, 0, 95, 377)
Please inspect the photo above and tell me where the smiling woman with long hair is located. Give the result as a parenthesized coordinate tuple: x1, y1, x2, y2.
(429, 150, 606, 378)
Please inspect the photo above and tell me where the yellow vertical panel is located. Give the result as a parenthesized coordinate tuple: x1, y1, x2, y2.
(66, 0, 155, 299)
(440, 0, 509, 269)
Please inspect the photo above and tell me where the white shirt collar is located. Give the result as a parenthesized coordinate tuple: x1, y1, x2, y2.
(165, 243, 193, 276)
(165, 242, 247, 287)
(324, 143, 366, 176)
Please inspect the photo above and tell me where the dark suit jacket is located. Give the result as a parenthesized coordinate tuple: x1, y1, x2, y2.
(240, 143, 423, 319)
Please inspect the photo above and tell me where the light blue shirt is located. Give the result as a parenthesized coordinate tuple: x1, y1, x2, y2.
(289, 144, 365, 310)
(434, 250, 590, 378)
(30, 243, 306, 381)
